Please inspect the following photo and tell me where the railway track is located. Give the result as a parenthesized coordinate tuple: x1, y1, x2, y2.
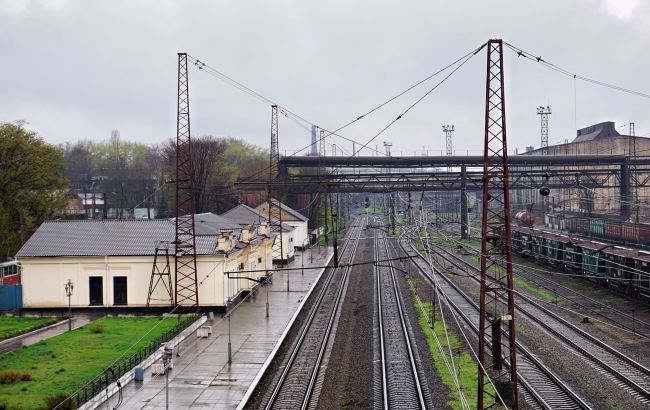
(398, 233, 592, 409)
(263, 217, 363, 410)
(429, 242, 650, 405)
(373, 223, 429, 409)
(438, 227, 650, 337)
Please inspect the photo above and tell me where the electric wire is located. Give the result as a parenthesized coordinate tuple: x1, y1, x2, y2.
(504, 42, 650, 100)
(187, 43, 486, 185)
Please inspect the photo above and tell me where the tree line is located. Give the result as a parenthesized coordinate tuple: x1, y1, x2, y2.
(0, 122, 269, 259)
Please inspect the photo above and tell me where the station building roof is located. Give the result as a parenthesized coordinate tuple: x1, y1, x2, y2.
(16, 213, 246, 258)
(221, 204, 294, 232)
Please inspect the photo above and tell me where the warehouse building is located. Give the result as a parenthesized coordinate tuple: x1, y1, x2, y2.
(256, 199, 310, 250)
(15, 214, 272, 310)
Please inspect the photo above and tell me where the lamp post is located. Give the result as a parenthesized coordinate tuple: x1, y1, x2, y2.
(64, 280, 74, 331)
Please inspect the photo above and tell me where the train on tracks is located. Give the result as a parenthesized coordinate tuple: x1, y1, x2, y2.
(511, 226, 650, 301)
(566, 216, 650, 245)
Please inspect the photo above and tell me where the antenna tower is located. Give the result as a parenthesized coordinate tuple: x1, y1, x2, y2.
(537, 106, 551, 155)
(478, 39, 518, 408)
(174, 52, 199, 308)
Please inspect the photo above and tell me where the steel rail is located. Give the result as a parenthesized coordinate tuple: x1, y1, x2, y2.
(374, 224, 427, 409)
(440, 237, 650, 337)
(429, 242, 650, 403)
(264, 218, 363, 410)
(399, 236, 591, 409)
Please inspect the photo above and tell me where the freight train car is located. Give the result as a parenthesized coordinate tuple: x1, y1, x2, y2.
(511, 226, 649, 300)
(566, 216, 650, 246)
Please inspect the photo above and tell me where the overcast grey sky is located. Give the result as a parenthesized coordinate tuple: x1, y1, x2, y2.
(1, 0, 649, 155)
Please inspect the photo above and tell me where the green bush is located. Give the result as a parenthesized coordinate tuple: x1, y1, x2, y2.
(0, 371, 18, 384)
(42, 393, 70, 409)
(89, 323, 104, 334)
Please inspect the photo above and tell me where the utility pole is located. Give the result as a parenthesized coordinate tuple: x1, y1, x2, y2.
(537, 106, 552, 156)
(174, 52, 199, 308)
(443, 125, 455, 172)
(478, 39, 518, 409)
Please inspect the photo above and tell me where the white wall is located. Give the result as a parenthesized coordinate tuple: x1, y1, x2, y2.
(284, 221, 309, 248)
(20, 253, 239, 308)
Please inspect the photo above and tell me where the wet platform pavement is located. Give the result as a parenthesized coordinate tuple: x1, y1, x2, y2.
(110, 247, 333, 410)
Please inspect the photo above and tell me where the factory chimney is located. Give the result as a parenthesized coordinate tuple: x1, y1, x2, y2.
(311, 125, 318, 156)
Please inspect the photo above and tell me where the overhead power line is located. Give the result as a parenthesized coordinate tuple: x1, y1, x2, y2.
(186, 42, 487, 183)
(504, 42, 650, 100)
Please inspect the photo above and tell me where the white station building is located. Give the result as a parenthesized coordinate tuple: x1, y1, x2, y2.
(15, 213, 273, 310)
(221, 203, 296, 264)
(256, 199, 309, 250)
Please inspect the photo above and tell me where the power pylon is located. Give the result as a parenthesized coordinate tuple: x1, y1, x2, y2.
(537, 106, 551, 155)
(478, 39, 518, 409)
(268, 105, 285, 265)
(174, 52, 199, 308)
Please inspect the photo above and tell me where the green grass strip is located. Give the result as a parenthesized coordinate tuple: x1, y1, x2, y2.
(0, 315, 189, 410)
(408, 279, 496, 409)
(0, 316, 60, 341)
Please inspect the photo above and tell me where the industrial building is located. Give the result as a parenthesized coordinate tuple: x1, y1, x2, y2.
(518, 121, 650, 221)
(15, 214, 273, 310)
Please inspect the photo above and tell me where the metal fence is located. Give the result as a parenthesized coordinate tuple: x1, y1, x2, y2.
(54, 314, 198, 410)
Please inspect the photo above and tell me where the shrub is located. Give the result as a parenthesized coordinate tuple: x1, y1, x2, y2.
(0, 371, 18, 384)
(89, 323, 104, 334)
(21, 373, 32, 381)
(42, 393, 71, 409)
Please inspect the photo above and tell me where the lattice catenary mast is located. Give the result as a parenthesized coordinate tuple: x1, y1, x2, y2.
(268, 105, 284, 265)
(478, 39, 518, 409)
(537, 106, 551, 155)
(174, 53, 199, 308)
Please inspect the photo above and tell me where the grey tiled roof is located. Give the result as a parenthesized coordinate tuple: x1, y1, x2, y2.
(16, 216, 238, 257)
(268, 199, 308, 222)
(221, 204, 293, 232)
(189, 213, 243, 236)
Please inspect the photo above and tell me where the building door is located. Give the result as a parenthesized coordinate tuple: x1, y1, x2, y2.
(113, 277, 127, 305)
(89, 277, 103, 305)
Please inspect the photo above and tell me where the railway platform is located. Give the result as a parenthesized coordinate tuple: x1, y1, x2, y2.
(100, 247, 333, 410)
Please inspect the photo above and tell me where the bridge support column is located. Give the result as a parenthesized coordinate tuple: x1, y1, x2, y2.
(621, 163, 630, 220)
(460, 166, 469, 239)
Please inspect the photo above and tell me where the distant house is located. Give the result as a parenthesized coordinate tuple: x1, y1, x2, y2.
(15, 214, 272, 310)
(256, 199, 309, 250)
(221, 204, 295, 263)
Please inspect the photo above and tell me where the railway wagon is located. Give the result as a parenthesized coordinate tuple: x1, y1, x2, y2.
(604, 248, 638, 294)
(621, 223, 650, 244)
(565, 216, 650, 246)
(604, 222, 622, 239)
(572, 241, 608, 280)
(510, 226, 650, 300)
(634, 252, 650, 300)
